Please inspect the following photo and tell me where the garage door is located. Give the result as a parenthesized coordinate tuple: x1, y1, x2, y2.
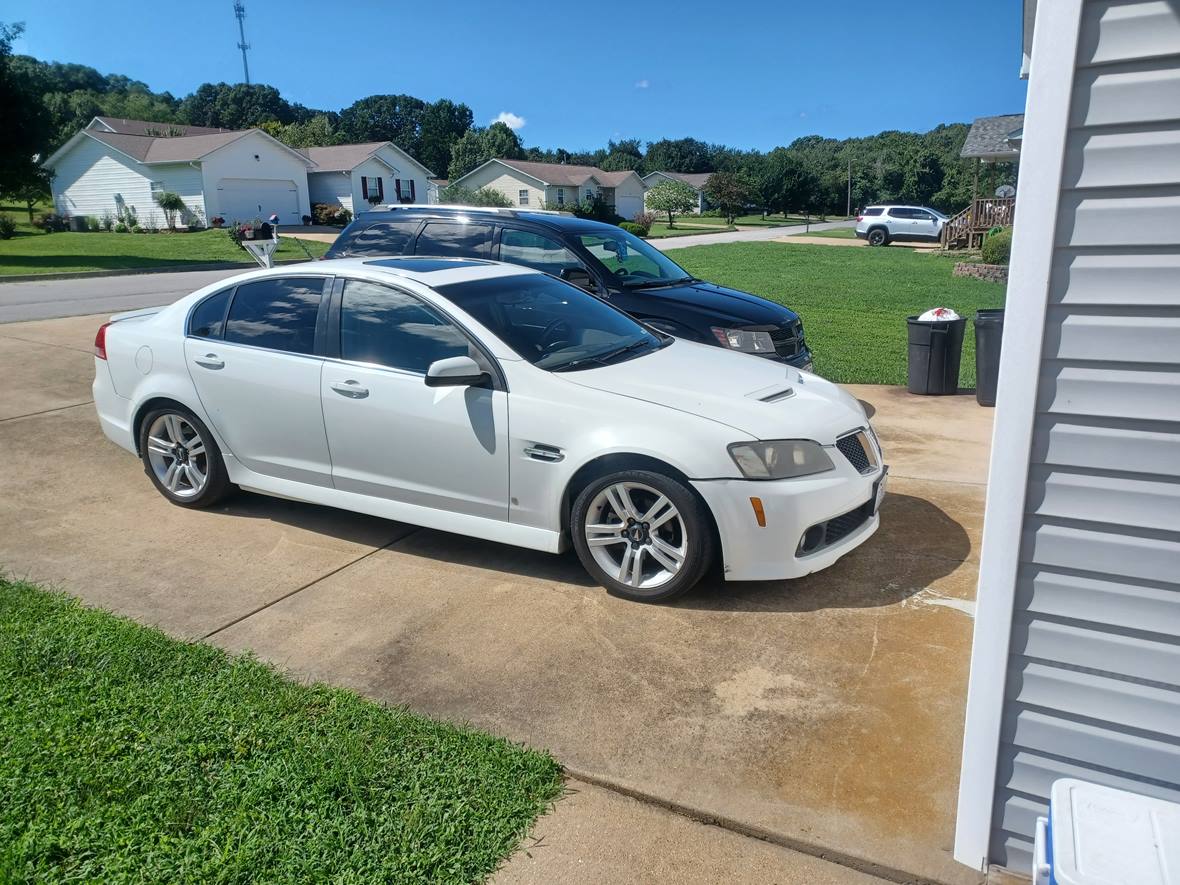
(216, 178, 299, 224)
(614, 194, 644, 219)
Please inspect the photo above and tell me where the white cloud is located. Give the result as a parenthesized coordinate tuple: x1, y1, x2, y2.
(634, 79, 650, 89)
(492, 111, 526, 130)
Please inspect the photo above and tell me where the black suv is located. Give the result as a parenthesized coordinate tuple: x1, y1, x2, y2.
(324, 207, 812, 369)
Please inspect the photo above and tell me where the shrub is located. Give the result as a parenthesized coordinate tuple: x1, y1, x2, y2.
(437, 184, 514, 208)
(86, 216, 102, 232)
(153, 191, 186, 230)
(100, 212, 115, 231)
(313, 203, 347, 225)
(114, 222, 129, 233)
(981, 227, 1013, 265)
(0, 215, 15, 239)
(302, 214, 312, 226)
(338, 208, 352, 225)
(632, 211, 656, 229)
(619, 221, 648, 237)
(34, 212, 68, 233)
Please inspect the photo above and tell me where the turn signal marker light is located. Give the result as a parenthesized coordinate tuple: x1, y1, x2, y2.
(749, 496, 766, 527)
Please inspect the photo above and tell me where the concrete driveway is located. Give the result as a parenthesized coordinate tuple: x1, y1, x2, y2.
(0, 313, 990, 884)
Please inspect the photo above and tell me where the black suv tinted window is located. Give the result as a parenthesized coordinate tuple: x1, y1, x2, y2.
(415, 222, 493, 257)
(189, 288, 232, 339)
(340, 279, 470, 373)
(344, 221, 419, 256)
(888, 207, 915, 219)
(862, 207, 884, 216)
(499, 228, 584, 276)
(224, 278, 324, 354)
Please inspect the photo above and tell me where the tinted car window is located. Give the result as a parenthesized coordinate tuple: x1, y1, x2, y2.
(188, 288, 232, 339)
(342, 221, 419, 256)
(436, 274, 662, 372)
(888, 207, 915, 219)
(340, 279, 470, 373)
(862, 207, 884, 216)
(415, 222, 493, 257)
(499, 228, 584, 276)
(224, 277, 324, 354)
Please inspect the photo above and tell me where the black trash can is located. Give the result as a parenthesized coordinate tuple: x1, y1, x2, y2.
(974, 308, 1005, 407)
(906, 315, 966, 395)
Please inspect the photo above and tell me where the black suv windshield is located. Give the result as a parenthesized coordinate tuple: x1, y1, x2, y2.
(576, 229, 693, 288)
(436, 274, 664, 371)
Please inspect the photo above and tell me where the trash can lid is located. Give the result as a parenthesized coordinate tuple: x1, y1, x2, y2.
(917, 307, 960, 322)
(1049, 779, 1180, 885)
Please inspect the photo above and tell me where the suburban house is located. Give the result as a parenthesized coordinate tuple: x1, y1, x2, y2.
(301, 141, 434, 215)
(43, 117, 435, 227)
(954, 0, 1180, 877)
(942, 113, 1024, 248)
(427, 178, 449, 204)
(640, 170, 713, 213)
(451, 158, 646, 218)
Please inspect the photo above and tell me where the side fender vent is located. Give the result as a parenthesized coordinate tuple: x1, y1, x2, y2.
(524, 443, 564, 463)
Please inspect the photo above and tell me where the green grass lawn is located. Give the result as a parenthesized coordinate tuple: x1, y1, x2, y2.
(672, 242, 1005, 386)
(789, 227, 857, 238)
(0, 227, 329, 276)
(0, 578, 562, 883)
(646, 222, 734, 238)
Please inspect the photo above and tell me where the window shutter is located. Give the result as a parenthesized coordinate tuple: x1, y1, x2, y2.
(361, 176, 369, 200)
(395, 179, 402, 201)
(376, 177, 384, 200)
(409, 180, 416, 202)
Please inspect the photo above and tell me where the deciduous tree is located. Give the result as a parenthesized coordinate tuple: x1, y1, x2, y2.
(645, 178, 698, 227)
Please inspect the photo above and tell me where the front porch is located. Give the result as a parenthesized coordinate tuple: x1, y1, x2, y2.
(943, 113, 1022, 249)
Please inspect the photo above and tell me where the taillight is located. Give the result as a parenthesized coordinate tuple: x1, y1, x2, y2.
(856, 215, 863, 222)
(94, 321, 112, 359)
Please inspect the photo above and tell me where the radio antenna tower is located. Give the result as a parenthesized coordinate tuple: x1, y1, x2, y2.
(234, 1, 251, 84)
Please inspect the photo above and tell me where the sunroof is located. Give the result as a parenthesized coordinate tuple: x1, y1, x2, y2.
(364, 257, 489, 272)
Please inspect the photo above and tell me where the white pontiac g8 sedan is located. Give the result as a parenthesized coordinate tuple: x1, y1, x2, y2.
(93, 257, 886, 602)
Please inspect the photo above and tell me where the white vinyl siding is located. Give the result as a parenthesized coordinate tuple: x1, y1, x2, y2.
(49, 135, 205, 227)
(971, 0, 1180, 873)
(455, 164, 545, 208)
(308, 171, 354, 214)
(199, 131, 311, 225)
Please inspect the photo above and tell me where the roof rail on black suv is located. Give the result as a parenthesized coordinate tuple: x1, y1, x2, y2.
(324, 206, 813, 369)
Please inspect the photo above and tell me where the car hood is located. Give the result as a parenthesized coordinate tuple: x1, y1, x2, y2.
(563, 340, 867, 442)
(624, 280, 798, 326)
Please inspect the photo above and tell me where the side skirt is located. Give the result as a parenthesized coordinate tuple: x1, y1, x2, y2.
(223, 455, 564, 554)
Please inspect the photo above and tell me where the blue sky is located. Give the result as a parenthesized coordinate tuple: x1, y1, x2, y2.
(8, 1, 1028, 151)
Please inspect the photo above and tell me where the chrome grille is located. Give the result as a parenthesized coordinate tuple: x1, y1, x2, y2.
(836, 430, 877, 474)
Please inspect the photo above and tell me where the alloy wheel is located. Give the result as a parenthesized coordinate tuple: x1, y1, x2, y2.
(584, 481, 688, 590)
(145, 413, 209, 499)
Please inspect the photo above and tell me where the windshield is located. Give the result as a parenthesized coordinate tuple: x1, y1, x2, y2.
(436, 273, 665, 372)
(577, 230, 693, 288)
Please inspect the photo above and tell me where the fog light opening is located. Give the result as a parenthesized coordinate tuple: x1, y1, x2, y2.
(797, 523, 826, 555)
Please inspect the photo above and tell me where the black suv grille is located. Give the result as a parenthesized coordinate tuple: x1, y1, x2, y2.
(769, 321, 802, 358)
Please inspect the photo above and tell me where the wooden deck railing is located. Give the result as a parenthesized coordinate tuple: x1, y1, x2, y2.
(942, 197, 1016, 249)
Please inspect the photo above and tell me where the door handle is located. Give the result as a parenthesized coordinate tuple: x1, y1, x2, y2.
(330, 380, 369, 399)
(194, 353, 224, 370)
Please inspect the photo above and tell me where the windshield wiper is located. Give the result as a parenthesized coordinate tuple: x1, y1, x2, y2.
(622, 276, 695, 289)
(551, 338, 656, 372)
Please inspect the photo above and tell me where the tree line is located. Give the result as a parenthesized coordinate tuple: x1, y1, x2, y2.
(1, 25, 1014, 218)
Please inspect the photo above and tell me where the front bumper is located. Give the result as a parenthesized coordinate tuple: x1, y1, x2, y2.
(692, 455, 885, 582)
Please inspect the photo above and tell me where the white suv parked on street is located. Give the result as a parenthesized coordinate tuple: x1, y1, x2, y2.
(93, 257, 886, 602)
(855, 205, 947, 246)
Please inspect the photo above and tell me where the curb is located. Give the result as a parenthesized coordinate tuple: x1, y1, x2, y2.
(0, 257, 315, 285)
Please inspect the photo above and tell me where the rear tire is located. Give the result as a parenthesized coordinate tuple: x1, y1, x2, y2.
(867, 228, 889, 247)
(139, 405, 233, 508)
(571, 469, 715, 603)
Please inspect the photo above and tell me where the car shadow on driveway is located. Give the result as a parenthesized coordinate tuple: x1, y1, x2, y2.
(206, 489, 970, 612)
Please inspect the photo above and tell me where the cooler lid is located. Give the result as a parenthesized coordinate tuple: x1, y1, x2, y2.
(1051, 779, 1180, 885)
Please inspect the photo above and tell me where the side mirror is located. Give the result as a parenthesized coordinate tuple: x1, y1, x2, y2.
(425, 355, 490, 388)
(559, 267, 595, 290)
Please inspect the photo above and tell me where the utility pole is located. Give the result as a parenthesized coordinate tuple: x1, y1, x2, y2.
(846, 155, 852, 217)
(234, 1, 251, 85)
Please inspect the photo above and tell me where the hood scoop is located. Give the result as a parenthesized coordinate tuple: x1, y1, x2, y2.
(747, 383, 796, 404)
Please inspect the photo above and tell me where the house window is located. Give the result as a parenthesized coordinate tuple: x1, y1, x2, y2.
(150, 181, 164, 193)
(362, 176, 384, 203)
(556, 188, 565, 206)
(518, 189, 529, 206)
(585, 189, 593, 200)
(394, 179, 416, 203)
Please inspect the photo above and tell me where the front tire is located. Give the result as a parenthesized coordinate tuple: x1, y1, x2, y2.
(139, 406, 233, 508)
(867, 228, 889, 247)
(571, 469, 715, 603)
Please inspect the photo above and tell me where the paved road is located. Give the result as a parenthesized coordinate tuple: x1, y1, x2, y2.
(0, 221, 854, 324)
(651, 219, 852, 250)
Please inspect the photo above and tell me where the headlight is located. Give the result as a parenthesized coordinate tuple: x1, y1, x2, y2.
(728, 440, 834, 479)
(711, 327, 776, 354)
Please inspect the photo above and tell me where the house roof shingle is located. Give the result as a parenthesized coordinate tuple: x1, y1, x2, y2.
(495, 159, 602, 186)
(646, 171, 712, 190)
(90, 116, 231, 137)
(960, 114, 1025, 159)
(297, 142, 389, 172)
(87, 128, 251, 163)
